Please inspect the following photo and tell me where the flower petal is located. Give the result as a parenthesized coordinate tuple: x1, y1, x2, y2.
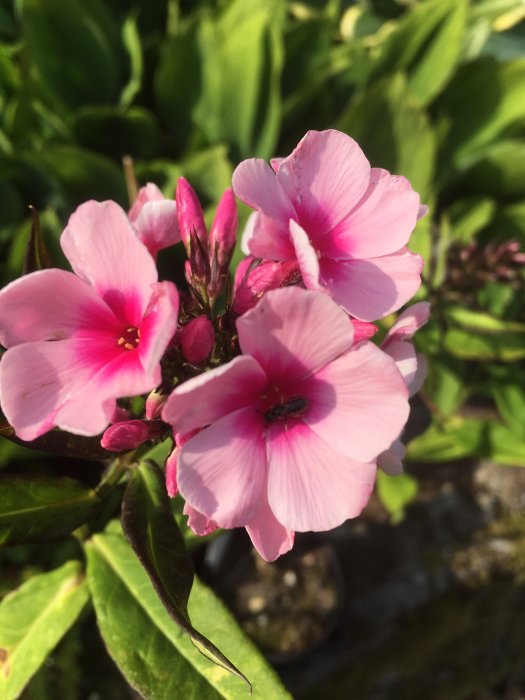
(383, 301, 431, 344)
(0, 340, 112, 441)
(320, 248, 423, 321)
(319, 169, 420, 260)
(277, 130, 371, 238)
(137, 281, 179, 375)
(301, 342, 409, 462)
(0, 268, 118, 348)
(378, 439, 405, 476)
(162, 355, 267, 435)
(289, 220, 323, 291)
(233, 158, 296, 221)
(382, 340, 418, 390)
(61, 200, 158, 321)
(177, 407, 267, 528)
(246, 499, 294, 562)
(267, 421, 376, 531)
(237, 287, 354, 384)
(134, 200, 180, 255)
(246, 212, 296, 261)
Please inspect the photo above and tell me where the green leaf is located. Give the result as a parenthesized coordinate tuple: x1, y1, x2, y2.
(370, 0, 468, 105)
(489, 367, 525, 439)
(195, 2, 284, 159)
(407, 416, 525, 465)
(423, 356, 470, 416)
(122, 462, 250, 689)
(86, 529, 291, 699)
(0, 560, 89, 700)
(21, 0, 124, 109)
(74, 106, 160, 160)
(38, 145, 127, 209)
(490, 201, 525, 243)
(443, 307, 525, 361)
(460, 140, 525, 198)
(447, 196, 496, 244)
(337, 73, 436, 198)
(119, 13, 143, 108)
(0, 475, 101, 546)
(22, 206, 54, 274)
(376, 471, 419, 523)
(435, 57, 525, 171)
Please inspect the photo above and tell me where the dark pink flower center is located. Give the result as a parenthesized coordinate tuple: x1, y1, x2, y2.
(117, 325, 140, 350)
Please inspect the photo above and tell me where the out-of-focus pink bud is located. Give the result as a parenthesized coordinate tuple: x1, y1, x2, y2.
(110, 405, 131, 424)
(101, 419, 164, 452)
(166, 448, 178, 497)
(176, 178, 207, 253)
(129, 183, 179, 256)
(145, 390, 167, 420)
(209, 189, 238, 269)
(180, 316, 215, 364)
(232, 257, 300, 315)
(351, 319, 378, 344)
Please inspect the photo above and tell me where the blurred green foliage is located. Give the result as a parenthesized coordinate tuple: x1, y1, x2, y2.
(1, 0, 525, 696)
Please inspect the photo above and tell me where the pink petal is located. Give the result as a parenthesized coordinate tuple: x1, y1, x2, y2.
(246, 212, 296, 261)
(267, 420, 376, 531)
(61, 200, 158, 321)
(177, 407, 267, 528)
(302, 342, 410, 463)
(232, 158, 296, 222)
(162, 355, 267, 435)
(0, 340, 112, 441)
(240, 213, 257, 256)
(183, 503, 218, 536)
(137, 281, 179, 375)
(134, 200, 180, 255)
(289, 220, 323, 291)
(383, 301, 431, 344)
(246, 499, 294, 562)
(237, 287, 354, 385)
(377, 439, 405, 476)
(129, 183, 165, 222)
(0, 269, 118, 348)
(319, 169, 420, 260)
(410, 352, 428, 396)
(166, 448, 178, 497)
(382, 340, 418, 391)
(351, 319, 378, 344)
(277, 130, 371, 238)
(320, 248, 423, 321)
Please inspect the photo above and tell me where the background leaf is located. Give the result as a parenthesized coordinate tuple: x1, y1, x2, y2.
(0, 560, 89, 700)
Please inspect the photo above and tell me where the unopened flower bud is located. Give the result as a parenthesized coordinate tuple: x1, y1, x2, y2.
(145, 390, 167, 420)
(180, 316, 215, 364)
(188, 228, 211, 286)
(101, 419, 164, 452)
(232, 257, 300, 315)
(176, 178, 207, 254)
(166, 448, 178, 497)
(351, 319, 378, 344)
(110, 405, 131, 424)
(209, 189, 238, 270)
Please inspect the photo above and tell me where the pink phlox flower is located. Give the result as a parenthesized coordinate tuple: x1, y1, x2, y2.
(0, 200, 179, 441)
(162, 286, 410, 561)
(232, 255, 300, 315)
(378, 301, 430, 475)
(233, 129, 424, 322)
(129, 183, 180, 257)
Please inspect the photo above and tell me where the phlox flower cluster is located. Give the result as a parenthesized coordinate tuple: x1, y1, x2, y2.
(0, 130, 429, 561)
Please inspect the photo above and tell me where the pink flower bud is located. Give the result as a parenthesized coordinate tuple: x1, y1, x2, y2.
(145, 390, 167, 420)
(209, 189, 238, 269)
(232, 257, 300, 315)
(176, 178, 207, 253)
(166, 448, 178, 497)
(110, 405, 131, 424)
(180, 316, 215, 364)
(351, 319, 378, 344)
(101, 419, 164, 452)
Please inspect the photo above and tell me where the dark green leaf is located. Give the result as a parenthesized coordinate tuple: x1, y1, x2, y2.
(86, 529, 291, 698)
(376, 471, 418, 523)
(0, 475, 101, 546)
(21, 0, 124, 109)
(337, 73, 436, 198)
(121, 461, 250, 690)
(460, 140, 525, 198)
(23, 206, 54, 274)
(407, 416, 525, 465)
(0, 561, 89, 700)
(443, 307, 525, 361)
(370, 0, 468, 105)
(447, 197, 496, 244)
